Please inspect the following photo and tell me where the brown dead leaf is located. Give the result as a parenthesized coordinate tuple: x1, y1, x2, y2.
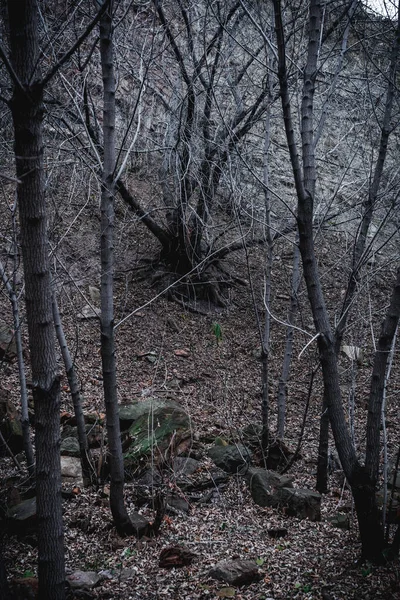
(174, 348, 191, 357)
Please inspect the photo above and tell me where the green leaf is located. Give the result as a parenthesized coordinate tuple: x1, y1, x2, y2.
(212, 322, 223, 343)
(23, 570, 35, 578)
(256, 557, 265, 566)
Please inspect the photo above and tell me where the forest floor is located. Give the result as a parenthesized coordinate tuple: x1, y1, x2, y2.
(1, 220, 400, 600)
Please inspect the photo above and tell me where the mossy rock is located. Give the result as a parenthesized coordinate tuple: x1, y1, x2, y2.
(124, 399, 190, 466)
(119, 397, 166, 430)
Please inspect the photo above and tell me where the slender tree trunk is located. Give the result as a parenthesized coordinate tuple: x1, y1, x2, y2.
(0, 260, 35, 476)
(273, 0, 394, 561)
(52, 293, 93, 485)
(277, 243, 300, 439)
(8, 1, 65, 597)
(99, 1, 133, 534)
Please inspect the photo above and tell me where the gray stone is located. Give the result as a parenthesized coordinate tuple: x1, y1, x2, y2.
(61, 424, 78, 440)
(165, 492, 190, 514)
(208, 444, 252, 473)
(119, 397, 166, 430)
(328, 513, 350, 530)
(209, 559, 262, 586)
(61, 456, 83, 486)
(129, 512, 150, 538)
(6, 497, 36, 522)
(245, 468, 320, 521)
(273, 487, 321, 522)
(60, 436, 80, 457)
(120, 568, 137, 581)
(246, 467, 293, 507)
(66, 571, 100, 590)
(124, 400, 190, 464)
(137, 467, 162, 487)
(173, 456, 200, 476)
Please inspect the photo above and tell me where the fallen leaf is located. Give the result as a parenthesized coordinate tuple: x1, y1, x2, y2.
(217, 587, 236, 598)
(174, 348, 191, 357)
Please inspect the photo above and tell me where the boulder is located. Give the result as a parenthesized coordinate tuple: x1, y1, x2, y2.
(173, 456, 200, 477)
(129, 512, 151, 538)
(208, 444, 252, 474)
(6, 496, 36, 523)
(273, 487, 321, 521)
(209, 559, 262, 586)
(61, 456, 83, 487)
(328, 513, 350, 530)
(165, 492, 190, 514)
(66, 570, 100, 590)
(137, 467, 162, 487)
(6, 497, 36, 535)
(124, 399, 190, 465)
(119, 397, 166, 430)
(245, 467, 293, 507)
(245, 468, 320, 521)
(60, 436, 80, 457)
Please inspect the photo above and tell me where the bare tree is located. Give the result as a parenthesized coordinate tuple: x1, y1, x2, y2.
(273, 0, 400, 561)
(98, 0, 135, 535)
(1, 1, 108, 596)
(6, 1, 66, 595)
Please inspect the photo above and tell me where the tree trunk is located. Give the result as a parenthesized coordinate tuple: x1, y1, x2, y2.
(52, 293, 93, 485)
(8, 1, 65, 597)
(99, 1, 134, 534)
(273, 0, 390, 561)
(0, 260, 35, 476)
(277, 243, 300, 439)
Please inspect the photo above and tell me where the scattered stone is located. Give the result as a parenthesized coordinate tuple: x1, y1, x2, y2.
(274, 487, 321, 521)
(78, 305, 101, 320)
(119, 568, 137, 581)
(159, 545, 196, 568)
(66, 570, 100, 590)
(246, 467, 293, 507)
(209, 559, 262, 586)
(124, 400, 190, 464)
(6, 496, 36, 523)
(119, 397, 173, 430)
(245, 468, 320, 521)
(208, 444, 252, 474)
(165, 492, 190, 514)
(129, 512, 151, 538)
(60, 436, 80, 457)
(137, 467, 162, 487)
(61, 456, 83, 487)
(328, 513, 350, 530)
(173, 456, 200, 476)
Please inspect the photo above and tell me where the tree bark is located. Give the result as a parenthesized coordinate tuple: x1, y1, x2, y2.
(7, 1, 65, 597)
(99, 0, 134, 534)
(0, 260, 35, 476)
(52, 293, 93, 485)
(273, 0, 394, 561)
